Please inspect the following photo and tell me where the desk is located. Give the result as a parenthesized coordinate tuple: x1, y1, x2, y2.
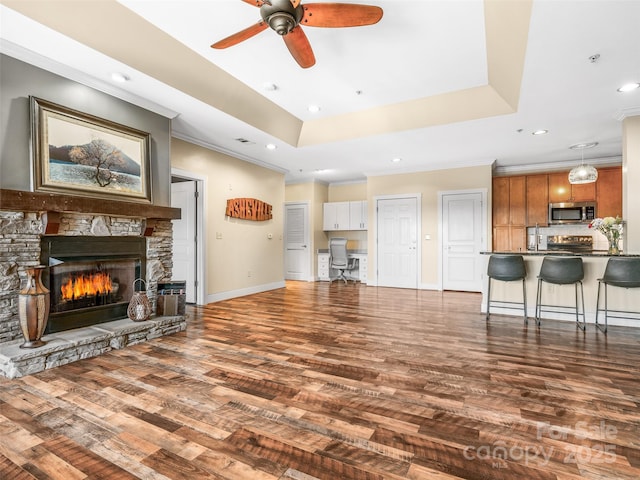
(317, 250, 368, 282)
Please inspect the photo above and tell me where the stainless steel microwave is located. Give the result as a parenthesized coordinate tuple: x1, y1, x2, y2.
(548, 202, 596, 224)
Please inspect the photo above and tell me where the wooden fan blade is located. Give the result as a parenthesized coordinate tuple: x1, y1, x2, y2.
(283, 27, 315, 68)
(301, 4, 383, 27)
(241, 0, 265, 7)
(211, 21, 267, 49)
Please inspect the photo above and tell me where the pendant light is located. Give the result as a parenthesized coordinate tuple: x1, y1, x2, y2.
(568, 142, 598, 184)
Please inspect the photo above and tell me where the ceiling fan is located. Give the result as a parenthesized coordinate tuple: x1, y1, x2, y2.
(211, 0, 383, 68)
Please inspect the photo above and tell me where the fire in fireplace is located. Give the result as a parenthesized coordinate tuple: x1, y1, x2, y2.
(50, 259, 134, 313)
(41, 236, 147, 333)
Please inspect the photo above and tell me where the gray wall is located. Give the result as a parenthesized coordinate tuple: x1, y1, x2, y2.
(0, 54, 172, 206)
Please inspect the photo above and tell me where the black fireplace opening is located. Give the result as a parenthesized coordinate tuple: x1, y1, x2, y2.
(41, 236, 146, 333)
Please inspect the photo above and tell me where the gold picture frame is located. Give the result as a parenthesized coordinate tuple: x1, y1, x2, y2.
(31, 96, 152, 203)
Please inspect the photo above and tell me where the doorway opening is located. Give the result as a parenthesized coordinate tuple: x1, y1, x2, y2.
(171, 168, 206, 304)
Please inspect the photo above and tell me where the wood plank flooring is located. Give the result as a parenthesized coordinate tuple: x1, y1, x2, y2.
(1, 281, 639, 480)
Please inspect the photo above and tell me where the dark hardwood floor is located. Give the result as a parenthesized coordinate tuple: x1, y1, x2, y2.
(1, 281, 639, 480)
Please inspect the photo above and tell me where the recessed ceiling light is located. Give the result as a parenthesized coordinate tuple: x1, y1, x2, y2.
(307, 105, 321, 113)
(532, 129, 548, 135)
(569, 142, 598, 150)
(617, 82, 640, 93)
(111, 72, 129, 82)
(391, 157, 402, 163)
(265, 143, 277, 150)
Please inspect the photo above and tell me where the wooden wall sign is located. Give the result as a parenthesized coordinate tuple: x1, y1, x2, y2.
(225, 198, 272, 221)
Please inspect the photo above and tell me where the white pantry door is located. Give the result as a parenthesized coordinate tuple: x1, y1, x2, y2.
(377, 197, 418, 288)
(441, 192, 484, 292)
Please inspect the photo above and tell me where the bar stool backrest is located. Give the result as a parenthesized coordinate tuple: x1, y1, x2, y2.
(539, 256, 584, 284)
(601, 257, 640, 288)
(487, 255, 526, 282)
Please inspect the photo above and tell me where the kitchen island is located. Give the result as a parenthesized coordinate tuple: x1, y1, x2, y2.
(481, 251, 640, 328)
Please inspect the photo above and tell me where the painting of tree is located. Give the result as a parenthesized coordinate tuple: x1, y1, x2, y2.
(69, 139, 126, 187)
(31, 96, 151, 203)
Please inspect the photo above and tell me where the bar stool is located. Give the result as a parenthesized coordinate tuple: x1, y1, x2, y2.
(595, 257, 640, 333)
(535, 256, 585, 330)
(486, 255, 527, 323)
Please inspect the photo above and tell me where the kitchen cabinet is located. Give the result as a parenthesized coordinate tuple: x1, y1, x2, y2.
(492, 176, 526, 251)
(323, 202, 350, 230)
(349, 201, 368, 230)
(596, 167, 622, 218)
(548, 172, 596, 203)
(493, 166, 622, 243)
(493, 225, 526, 252)
(526, 174, 549, 226)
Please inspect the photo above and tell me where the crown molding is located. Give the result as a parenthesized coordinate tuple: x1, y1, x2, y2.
(171, 132, 289, 175)
(614, 107, 640, 121)
(493, 156, 622, 176)
(365, 157, 495, 178)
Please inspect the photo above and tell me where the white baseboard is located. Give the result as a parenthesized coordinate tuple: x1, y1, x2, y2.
(206, 281, 286, 303)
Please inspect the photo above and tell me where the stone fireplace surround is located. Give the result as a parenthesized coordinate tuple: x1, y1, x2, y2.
(0, 189, 186, 378)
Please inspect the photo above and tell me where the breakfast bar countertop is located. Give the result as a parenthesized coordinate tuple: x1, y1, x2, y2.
(479, 251, 640, 328)
(481, 251, 640, 257)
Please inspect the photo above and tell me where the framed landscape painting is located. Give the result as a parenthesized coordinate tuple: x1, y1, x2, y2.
(31, 97, 152, 203)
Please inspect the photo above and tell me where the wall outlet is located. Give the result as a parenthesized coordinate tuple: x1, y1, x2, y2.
(216, 232, 222, 239)
(247, 270, 251, 277)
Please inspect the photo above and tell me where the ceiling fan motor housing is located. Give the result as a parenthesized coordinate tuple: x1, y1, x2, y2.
(261, 0, 303, 35)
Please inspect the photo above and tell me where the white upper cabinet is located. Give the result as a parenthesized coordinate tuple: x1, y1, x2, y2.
(323, 202, 350, 231)
(349, 201, 368, 230)
(323, 201, 367, 231)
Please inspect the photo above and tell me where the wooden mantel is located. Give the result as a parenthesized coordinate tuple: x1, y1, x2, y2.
(0, 189, 181, 220)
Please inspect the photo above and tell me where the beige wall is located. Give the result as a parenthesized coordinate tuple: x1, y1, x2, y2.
(329, 182, 367, 202)
(286, 167, 492, 286)
(285, 181, 328, 278)
(367, 165, 493, 285)
(623, 115, 640, 254)
(171, 138, 285, 298)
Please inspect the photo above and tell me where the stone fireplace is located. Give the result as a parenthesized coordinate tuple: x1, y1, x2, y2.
(0, 189, 186, 378)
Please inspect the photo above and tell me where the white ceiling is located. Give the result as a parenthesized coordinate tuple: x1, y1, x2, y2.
(1, 0, 639, 184)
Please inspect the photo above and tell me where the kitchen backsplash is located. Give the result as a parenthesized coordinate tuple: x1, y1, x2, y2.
(527, 224, 624, 251)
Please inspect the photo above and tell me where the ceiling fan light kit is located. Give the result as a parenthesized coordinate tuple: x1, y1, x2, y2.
(211, 0, 383, 68)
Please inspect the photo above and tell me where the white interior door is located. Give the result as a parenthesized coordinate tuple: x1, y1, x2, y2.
(442, 192, 484, 292)
(171, 180, 197, 302)
(377, 197, 418, 288)
(284, 202, 310, 281)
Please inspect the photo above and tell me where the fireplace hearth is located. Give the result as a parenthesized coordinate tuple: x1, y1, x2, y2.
(41, 236, 146, 333)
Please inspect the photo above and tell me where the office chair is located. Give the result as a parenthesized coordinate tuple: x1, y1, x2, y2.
(329, 237, 358, 284)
